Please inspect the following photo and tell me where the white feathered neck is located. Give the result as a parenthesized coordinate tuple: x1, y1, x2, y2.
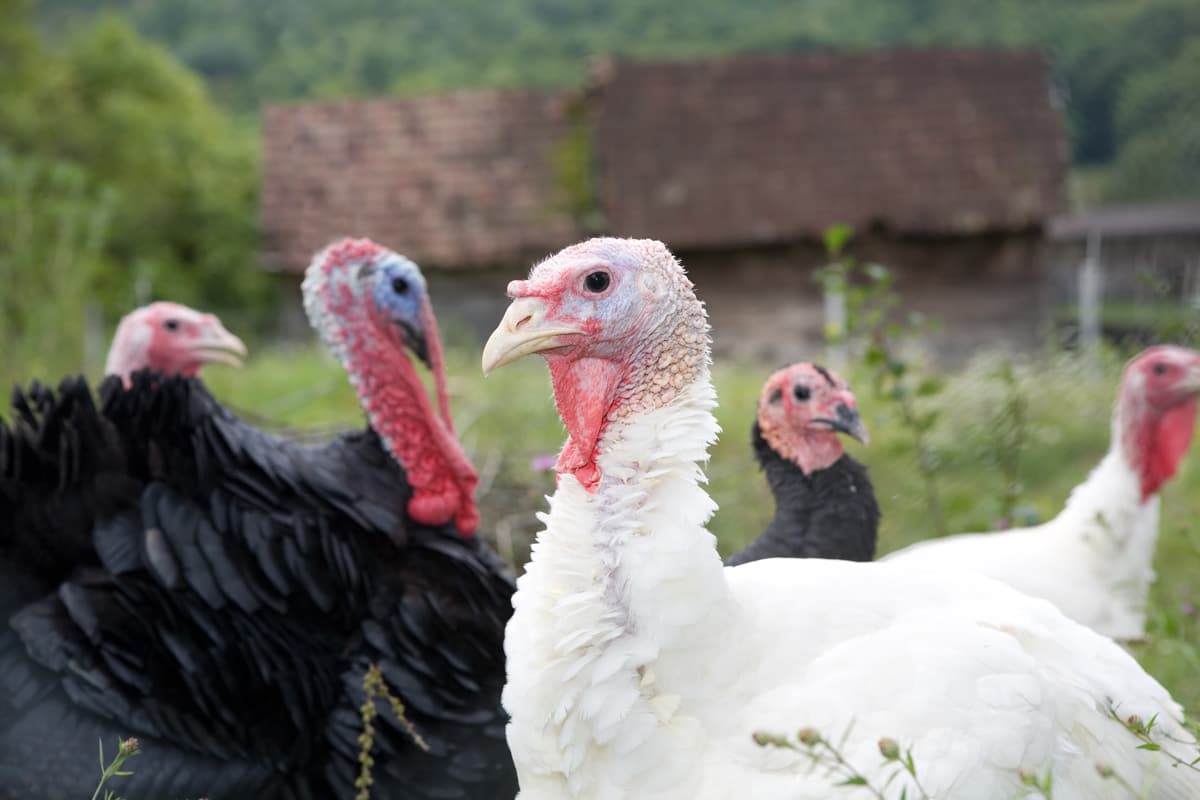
(1043, 416, 1161, 632)
(1054, 421, 1156, 536)
(504, 367, 739, 798)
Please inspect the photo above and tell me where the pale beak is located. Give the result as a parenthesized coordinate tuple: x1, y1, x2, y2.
(1183, 363, 1200, 394)
(482, 297, 584, 375)
(188, 322, 248, 369)
(809, 402, 870, 445)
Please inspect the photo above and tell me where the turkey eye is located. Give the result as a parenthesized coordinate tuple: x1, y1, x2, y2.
(1153, 363, 1168, 375)
(391, 277, 409, 295)
(584, 271, 610, 293)
(163, 319, 180, 332)
(793, 385, 811, 401)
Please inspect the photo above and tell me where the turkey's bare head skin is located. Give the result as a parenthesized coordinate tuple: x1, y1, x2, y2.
(757, 361, 867, 476)
(105, 301, 247, 386)
(1115, 345, 1200, 501)
(483, 237, 708, 492)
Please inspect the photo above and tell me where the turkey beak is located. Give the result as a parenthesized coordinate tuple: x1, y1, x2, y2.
(397, 315, 432, 369)
(482, 297, 584, 375)
(1182, 362, 1200, 395)
(809, 402, 870, 445)
(189, 318, 248, 369)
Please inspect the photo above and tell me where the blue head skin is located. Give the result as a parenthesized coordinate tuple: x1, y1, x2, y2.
(366, 249, 432, 367)
(304, 238, 435, 368)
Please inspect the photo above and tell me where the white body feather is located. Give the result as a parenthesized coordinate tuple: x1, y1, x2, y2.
(504, 372, 1197, 800)
(884, 424, 1161, 640)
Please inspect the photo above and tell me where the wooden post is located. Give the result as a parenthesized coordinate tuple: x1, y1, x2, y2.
(824, 278, 848, 370)
(1079, 228, 1103, 368)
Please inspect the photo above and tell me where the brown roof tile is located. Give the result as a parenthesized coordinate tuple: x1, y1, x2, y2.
(261, 90, 581, 272)
(591, 49, 1069, 247)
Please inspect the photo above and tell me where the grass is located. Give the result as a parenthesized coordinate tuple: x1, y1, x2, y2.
(1054, 301, 1200, 335)
(202, 340, 1200, 717)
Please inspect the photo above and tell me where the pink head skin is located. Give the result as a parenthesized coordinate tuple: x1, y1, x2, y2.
(758, 362, 868, 475)
(105, 301, 247, 387)
(302, 238, 479, 535)
(482, 238, 707, 492)
(1115, 345, 1200, 502)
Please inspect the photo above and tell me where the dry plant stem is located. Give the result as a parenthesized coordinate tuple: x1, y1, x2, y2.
(1110, 709, 1200, 772)
(355, 662, 431, 800)
(753, 728, 933, 800)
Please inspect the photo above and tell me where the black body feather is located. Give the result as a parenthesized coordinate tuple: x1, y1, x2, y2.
(724, 421, 880, 566)
(0, 371, 517, 800)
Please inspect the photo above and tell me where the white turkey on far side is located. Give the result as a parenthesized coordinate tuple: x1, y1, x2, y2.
(885, 345, 1200, 641)
(481, 237, 1199, 800)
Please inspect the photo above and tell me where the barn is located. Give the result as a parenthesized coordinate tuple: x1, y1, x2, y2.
(261, 48, 1069, 361)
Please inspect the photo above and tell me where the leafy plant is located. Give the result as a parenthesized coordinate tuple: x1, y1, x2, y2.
(1016, 767, 1056, 799)
(92, 737, 141, 800)
(752, 725, 930, 799)
(0, 4, 274, 342)
(817, 227, 948, 536)
(0, 150, 114, 391)
(551, 93, 603, 232)
(985, 359, 1031, 525)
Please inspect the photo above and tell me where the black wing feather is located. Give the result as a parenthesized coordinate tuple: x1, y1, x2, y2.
(1, 370, 517, 800)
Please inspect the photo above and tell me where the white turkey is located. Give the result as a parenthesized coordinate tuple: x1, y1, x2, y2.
(884, 345, 1200, 640)
(481, 236, 1199, 800)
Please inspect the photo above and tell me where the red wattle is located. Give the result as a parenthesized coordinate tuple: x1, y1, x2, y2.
(421, 299, 457, 435)
(548, 357, 623, 493)
(341, 318, 480, 536)
(1141, 397, 1198, 501)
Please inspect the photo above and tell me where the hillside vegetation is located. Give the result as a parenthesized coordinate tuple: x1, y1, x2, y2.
(3, 0, 1197, 387)
(32, 0, 1200, 199)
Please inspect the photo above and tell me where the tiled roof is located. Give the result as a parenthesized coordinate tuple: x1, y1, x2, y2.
(261, 90, 581, 272)
(591, 49, 1069, 247)
(261, 50, 1070, 272)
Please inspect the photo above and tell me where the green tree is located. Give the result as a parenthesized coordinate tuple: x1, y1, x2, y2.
(0, 151, 114, 391)
(1106, 39, 1200, 202)
(1, 9, 272, 338)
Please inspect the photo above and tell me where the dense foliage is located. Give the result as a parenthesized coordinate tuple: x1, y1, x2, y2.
(1107, 38, 1200, 203)
(2, 0, 1195, 384)
(32, 0, 1200, 201)
(0, 0, 272, 388)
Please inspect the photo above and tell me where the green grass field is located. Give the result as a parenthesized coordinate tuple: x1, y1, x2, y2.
(201, 341, 1200, 718)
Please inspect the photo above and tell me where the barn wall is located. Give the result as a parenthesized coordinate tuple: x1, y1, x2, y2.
(681, 231, 1048, 365)
(270, 232, 1050, 366)
(1044, 233, 1200, 307)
